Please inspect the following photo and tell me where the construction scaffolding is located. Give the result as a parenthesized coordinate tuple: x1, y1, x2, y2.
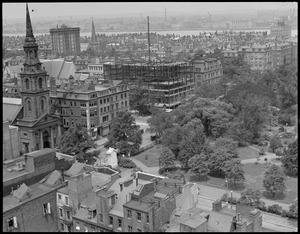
(103, 61, 194, 109)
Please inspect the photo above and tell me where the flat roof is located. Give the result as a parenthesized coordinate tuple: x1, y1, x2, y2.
(3, 165, 29, 182)
(26, 148, 56, 158)
(3, 97, 22, 105)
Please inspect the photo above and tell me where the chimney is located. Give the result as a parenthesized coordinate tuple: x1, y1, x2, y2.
(61, 167, 65, 182)
(136, 178, 138, 186)
(249, 209, 262, 232)
(212, 199, 222, 212)
(120, 183, 123, 192)
(69, 75, 74, 90)
(50, 77, 57, 95)
(14, 76, 18, 86)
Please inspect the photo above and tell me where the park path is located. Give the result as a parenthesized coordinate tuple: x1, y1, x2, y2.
(241, 145, 282, 166)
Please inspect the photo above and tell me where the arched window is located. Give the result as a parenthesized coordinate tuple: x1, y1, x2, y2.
(41, 99, 44, 112)
(25, 79, 29, 89)
(28, 99, 32, 111)
(39, 78, 43, 89)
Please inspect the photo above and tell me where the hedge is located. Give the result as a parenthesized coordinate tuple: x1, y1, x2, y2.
(118, 157, 136, 168)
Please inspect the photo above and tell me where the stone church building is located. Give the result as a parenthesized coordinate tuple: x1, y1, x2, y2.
(12, 4, 61, 153)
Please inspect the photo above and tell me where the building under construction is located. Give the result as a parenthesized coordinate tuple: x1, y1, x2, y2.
(103, 61, 194, 109)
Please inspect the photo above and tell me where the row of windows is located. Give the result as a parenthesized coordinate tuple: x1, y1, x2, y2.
(127, 209, 149, 223)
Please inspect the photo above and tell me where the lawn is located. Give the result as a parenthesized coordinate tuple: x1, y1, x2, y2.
(237, 146, 260, 160)
(132, 144, 163, 167)
(243, 163, 298, 204)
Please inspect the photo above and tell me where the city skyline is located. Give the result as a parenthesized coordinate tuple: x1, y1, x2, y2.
(3, 2, 297, 20)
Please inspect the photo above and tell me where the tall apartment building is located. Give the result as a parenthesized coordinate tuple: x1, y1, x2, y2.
(270, 21, 292, 40)
(239, 44, 272, 72)
(103, 62, 194, 109)
(193, 57, 223, 88)
(50, 24, 81, 56)
(49, 77, 130, 138)
(271, 41, 293, 70)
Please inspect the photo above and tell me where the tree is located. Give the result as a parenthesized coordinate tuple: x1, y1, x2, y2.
(225, 120, 253, 146)
(107, 111, 142, 156)
(281, 140, 298, 175)
(159, 147, 176, 171)
(188, 154, 210, 180)
(289, 199, 298, 217)
(269, 136, 282, 153)
(147, 107, 173, 138)
(223, 159, 245, 188)
(161, 125, 184, 157)
(215, 137, 238, 152)
(59, 123, 96, 155)
(208, 147, 237, 176)
(239, 188, 262, 206)
(263, 165, 286, 198)
(76, 150, 100, 165)
(178, 125, 206, 168)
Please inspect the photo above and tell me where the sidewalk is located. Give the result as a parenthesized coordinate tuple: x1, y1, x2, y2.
(241, 146, 282, 166)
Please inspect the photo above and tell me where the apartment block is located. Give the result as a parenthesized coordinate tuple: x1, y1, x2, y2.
(270, 21, 292, 40)
(50, 24, 81, 56)
(193, 57, 223, 88)
(49, 77, 130, 138)
(271, 41, 293, 70)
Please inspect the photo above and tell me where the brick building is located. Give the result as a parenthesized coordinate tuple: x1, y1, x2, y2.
(239, 44, 272, 72)
(270, 21, 292, 41)
(50, 25, 81, 56)
(3, 145, 66, 232)
(49, 77, 130, 138)
(271, 41, 293, 70)
(57, 163, 119, 232)
(192, 57, 223, 88)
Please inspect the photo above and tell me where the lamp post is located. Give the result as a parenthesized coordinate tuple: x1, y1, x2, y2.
(225, 178, 229, 205)
(231, 191, 233, 209)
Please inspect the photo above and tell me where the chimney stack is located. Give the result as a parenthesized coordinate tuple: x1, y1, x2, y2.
(136, 178, 138, 186)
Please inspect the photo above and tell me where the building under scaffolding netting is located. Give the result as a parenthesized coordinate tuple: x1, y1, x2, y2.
(103, 61, 195, 109)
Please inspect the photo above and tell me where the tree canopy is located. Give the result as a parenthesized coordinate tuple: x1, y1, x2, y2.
(223, 159, 245, 188)
(107, 111, 142, 156)
(239, 188, 262, 206)
(59, 123, 96, 155)
(188, 154, 210, 180)
(159, 147, 176, 171)
(281, 140, 298, 175)
(263, 165, 286, 198)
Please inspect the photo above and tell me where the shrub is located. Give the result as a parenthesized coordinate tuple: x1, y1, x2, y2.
(118, 157, 136, 168)
(267, 204, 283, 215)
(281, 209, 288, 217)
(158, 168, 165, 175)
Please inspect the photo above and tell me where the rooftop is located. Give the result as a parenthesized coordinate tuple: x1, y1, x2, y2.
(3, 171, 64, 213)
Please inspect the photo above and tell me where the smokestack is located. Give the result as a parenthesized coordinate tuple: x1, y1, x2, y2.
(147, 16, 151, 63)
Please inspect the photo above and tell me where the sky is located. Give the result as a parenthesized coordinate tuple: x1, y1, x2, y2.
(2, 2, 296, 20)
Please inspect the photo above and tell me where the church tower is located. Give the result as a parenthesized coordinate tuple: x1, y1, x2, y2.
(13, 4, 61, 153)
(87, 20, 100, 54)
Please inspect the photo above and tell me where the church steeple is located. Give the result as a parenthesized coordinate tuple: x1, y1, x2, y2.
(91, 20, 97, 43)
(25, 3, 34, 40)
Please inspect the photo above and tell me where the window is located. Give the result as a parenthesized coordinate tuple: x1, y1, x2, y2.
(60, 223, 65, 231)
(75, 222, 80, 230)
(109, 216, 113, 226)
(118, 219, 122, 228)
(65, 196, 69, 205)
(43, 203, 51, 215)
(103, 115, 109, 122)
(59, 208, 63, 218)
(58, 194, 62, 200)
(39, 78, 43, 89)
(128, 226, 132, 232)
(7, 217, 18, 230)
(137, 212, 141, 221)
(84, 226, 88, 232)
(100, 99, 102, 104)
(66, 210, 70, 220)
(28, 99, 32, 111)
(67, 225, 71, 232)
(127, 209, 132, 219)
(25, 78, 29, 89)
(41, 99, 44, 112)
(99, 214, 104, 223)
(146, 214, 149, 224)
